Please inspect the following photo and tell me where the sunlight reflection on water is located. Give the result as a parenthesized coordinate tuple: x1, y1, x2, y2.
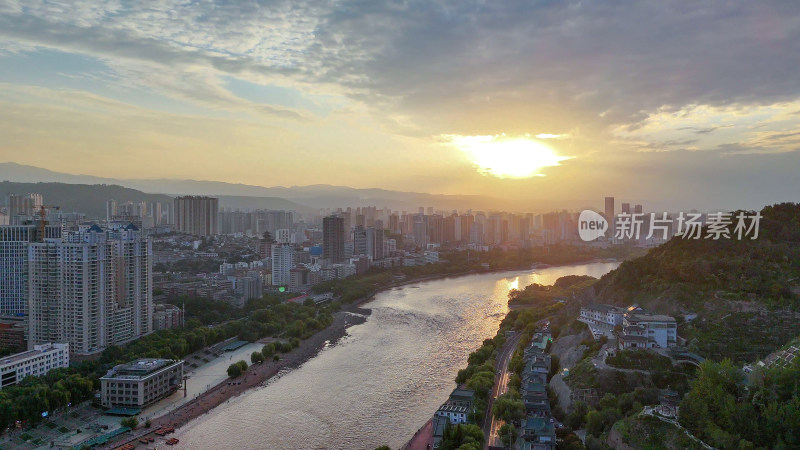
(175, 262, 618, 450)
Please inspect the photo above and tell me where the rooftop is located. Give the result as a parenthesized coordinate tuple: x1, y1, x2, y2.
(583, 303, 623, 313)
(626, 313, 676, 323)
(102, 358, 181, 379)
(0, 343, 67, 366)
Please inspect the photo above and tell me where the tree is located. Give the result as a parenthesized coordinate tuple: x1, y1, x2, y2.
(251, 351, 264, 364)
(499, 423, 517, 448)
(120, 416, 139, 429)
(567, 401, 589, 429)
(145, 419, 152, 428)
(261, 343, 275, 358)
(585, 410, 603, 437)
(492, 393, 525, 424)
(227, 363, 243, 378)
(440, 423, 484, 450)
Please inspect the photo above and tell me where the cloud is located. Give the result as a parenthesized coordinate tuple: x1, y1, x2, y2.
(0, 0, 799, 207)
(2, 1, 799, 136)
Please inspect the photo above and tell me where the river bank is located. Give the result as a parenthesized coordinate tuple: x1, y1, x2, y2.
(100, 306, 370, 449)
(103, 260, 619, 449)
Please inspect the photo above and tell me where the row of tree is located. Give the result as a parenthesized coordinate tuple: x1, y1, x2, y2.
(0, 368, 94, 428)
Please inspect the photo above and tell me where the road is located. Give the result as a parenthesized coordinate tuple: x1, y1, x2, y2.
(484, 331, 523, 450)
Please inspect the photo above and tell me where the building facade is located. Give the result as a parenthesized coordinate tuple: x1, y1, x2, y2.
(174, 196, 218, 236)
(0, 343, 69, 388)
(271, 244, 294, 286)
(322, 216, 345, 263)
(100, 359, 183, 409)
(619, 311, 677, 349)
(578, 303, 625, 328)
(27, 225, 152, 355)
(0, 225, 61, 315)
(153, 304, 183, 330)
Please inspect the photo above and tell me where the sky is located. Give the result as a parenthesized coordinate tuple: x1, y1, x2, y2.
(0, 0, 798, 211)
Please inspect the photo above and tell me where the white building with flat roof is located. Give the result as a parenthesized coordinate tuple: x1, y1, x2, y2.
(619, 311, 677, 349)
(0, 343, 69, 388)
(579, 303, 626, 327)
(100, 358, 183, 410)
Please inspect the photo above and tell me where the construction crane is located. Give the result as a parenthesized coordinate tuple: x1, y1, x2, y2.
(37, 205, 60, 242)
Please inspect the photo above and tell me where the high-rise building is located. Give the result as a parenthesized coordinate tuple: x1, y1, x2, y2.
(366, 227, 384, 260)
(0, 225, 61, 316)
(106, 199, 118, 222)
(353, 225, 367, 256)
(275, 228, 292, 244)
(271, 244, 294, 286)
(426, 215, 443, 244)
(389, 214, 400, 234)
(173, 196, 218, 236)
(621, 203, 631, 214)
(412, 215, 428, 247)
(27, 225, 152, 355)
(323, 216, 345, 263)
(7, 193, 41, 219)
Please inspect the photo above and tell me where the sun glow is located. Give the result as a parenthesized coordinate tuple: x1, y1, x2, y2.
(445, 134, 571, 178)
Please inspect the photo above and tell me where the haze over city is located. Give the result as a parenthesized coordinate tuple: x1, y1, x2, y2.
(1, 1, 799, 211)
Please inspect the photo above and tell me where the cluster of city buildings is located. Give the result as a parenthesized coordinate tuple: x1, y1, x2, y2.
(1, 216, 153, 356)
(578, 303, 677, 349)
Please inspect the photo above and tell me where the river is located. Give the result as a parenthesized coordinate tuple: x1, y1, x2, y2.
(174, 262, 619, 449)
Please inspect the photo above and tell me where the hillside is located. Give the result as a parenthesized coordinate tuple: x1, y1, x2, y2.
(0, 182, 173, 218)
(592, 202, 800, 362)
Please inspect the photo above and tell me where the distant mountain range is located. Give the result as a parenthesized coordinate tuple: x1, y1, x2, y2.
(0, 162, 497, 213)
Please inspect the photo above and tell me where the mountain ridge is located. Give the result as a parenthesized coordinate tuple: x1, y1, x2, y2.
(0, 162, 495, 211)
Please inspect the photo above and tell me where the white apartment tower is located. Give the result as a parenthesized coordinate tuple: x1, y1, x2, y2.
(27, 224, 152, 355)
(271, 244, 294, 286)
(0, 225, 61, 315)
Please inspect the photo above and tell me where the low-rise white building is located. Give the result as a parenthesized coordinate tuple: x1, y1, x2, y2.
(100, 358, 183, 410)
(579, 303, 625, 327)
(0, 343, 69, 388)
(619, 312, 677, 349)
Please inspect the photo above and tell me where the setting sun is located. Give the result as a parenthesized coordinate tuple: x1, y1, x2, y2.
(445, 134, 571, 178)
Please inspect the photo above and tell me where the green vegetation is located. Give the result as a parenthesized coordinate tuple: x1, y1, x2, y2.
(120, 416, 139, 429)
(612, 415, 703, 450)
(508, 275, 597, 306)
(555, 426, 585, 449)
(492, 392, 525, 423)
(682, 312, 800, 364)
(227, 360, 248, 378)
(439, 423, 484, 450)
(250, 351, 264, 364)
(95, 297, 333, 374)
(594, 203, 800, 311)
(0, 368, 94, 429)
(606, 350, 674, 372)
(499, 422, 518, 447)
(581, 390, 658, 439)
(679, 358, 800, 448)
(454, 334, 504, 424)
